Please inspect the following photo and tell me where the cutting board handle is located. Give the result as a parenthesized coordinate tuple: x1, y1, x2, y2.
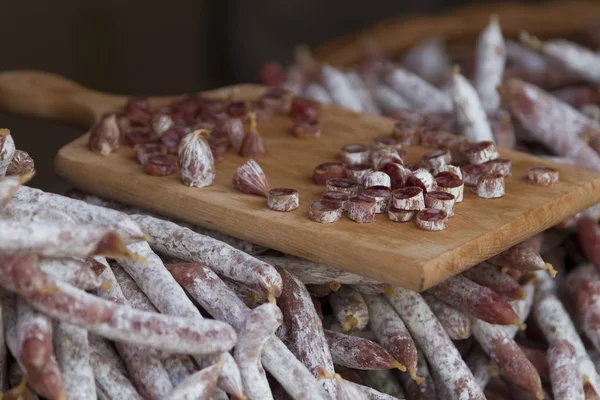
(0, 70, 125, 127)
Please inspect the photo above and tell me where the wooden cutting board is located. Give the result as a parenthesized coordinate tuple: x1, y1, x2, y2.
(1, 71, 600, 291)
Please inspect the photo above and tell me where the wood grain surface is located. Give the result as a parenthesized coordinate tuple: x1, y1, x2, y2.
(1, 71, 600, 291)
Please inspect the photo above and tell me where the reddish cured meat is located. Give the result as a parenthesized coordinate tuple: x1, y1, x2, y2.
(363, 186, 391, 213)
(134, 142, 167, 164)
(321, 191, 350, 211)
(488, 237, 552, 274)
(385, 288, 485, 399)
(463, 263, 525, 301)
(126, 129, 159, 146)
(275, 266, 337, 398)
(344, 163, 373, 184)
(378, 161, 410, 190)
(489, 109, 516, 149)
(371, 148, 403, 170)
(160, 128, 183, 153)
(472, 319, 544, 399)
(126, 97, 152, 126)
(309, 201, 343, 223)
(233, 159, 270, 197)
(330, 287, 369, 331)
(89, 113, 120, 156)
(262, 88, 293, 113)
(370, 136, 400, 150)
(326, 178, 361, 195)
(475, 173, 505, 199)
(435, 171, 464, 196)
(167, 361, 222, 400)
(143, 154, 178, 176)
(501, 79, 600, 172)
(465, 141, 499, 165)
(416, 208, 448, 231)
(392, 186, 425, 210)
(292, 118, 321, 138)
(429, 275, 521, 326)
(178, 130, 216, 187)
(240, 113, 266, 157)
(364, 171, 391, 189)
(348, 194, 376, 223)
(473, 16, 506, 111)
(423, 293, 471, 340)
(324, 330, 398, 370)
(340, 144, 370, 166)
(485, 158, 512, 176)
(6, 150, 35, 177)
(424, 191, 456, 217)
(267, 188, 299, 212)
(290, 96, 320, 120)
(391, 121, 422, 145)
(421, 149, 451, 173)
(528, 167, 559, 186)
(207, 136, 228, 163)
(0, 255, 237, 355)
(258, 61, 286, 86)
(314, 162, 346, 185)
(405, 168, 435, 193)
(519, 345, 549, 384)
(578, 217, 600, 272)
(362, 294, 417, 378)
(461, 164, 490, 186)
(420, 129, 457, 149)
(387, 207, 415, 222)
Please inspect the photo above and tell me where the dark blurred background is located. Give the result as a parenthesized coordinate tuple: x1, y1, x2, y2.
(0, 0, 542, 191)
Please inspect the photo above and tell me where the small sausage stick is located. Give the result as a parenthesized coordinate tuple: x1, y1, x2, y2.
(110, 263, 195, 387)
(324, 330, 399, 370)
(167, 360, 222, 400)
(463, 263, 525, 301)
(361, 369, 406, 399)
(0, 174, 31, 209)
(384, 288, 485, 400)
(528, 167, 559, 186)
(523, 35, 600, 85)
(268, 188, 299, 211)
(178, 129, 216, 188)
(330, 287, 369, 331)
(114, 243, 243, 397)
(520, 346, 549, 384)
(501, 79, 600, 172)
(166, 262, 331, 400)
(87, 335, 129, 378)
(398, 350, 438, 400)
(575, 278, 600, 353)
(6, 149, 34, 177)
(465, 345, 491, 390)
(14, 300, 67, 400)
(321, 65, 364, 112)
(38, 258, 102, 291)
(0, 254, 237, 355)
(534, 292, 600, 395)
(257, 255, 380, 286)
(346, 71, 380, 114)
(578, 217, 600, 273)
(0, 129, 16, 177)
(362, 295, 417, 379)
(13, 186, 146, 243)
(384, 66, 452, 112)
(0, 221, 140, 260)
(423, 293, 472, 340)
(402, 37, 451, 85)
(304, 83, 333, 103)
(548, 341, 585, 400)
(473, 16, 506, 111)
(488, 238, 555, 276)
(89, 347, 144, 400)
(428, 275, 521, 326)
(374, 84, 412, 115)
(234, 303, 282, 400)
(471, 319, 544, 398)
(275, 265, 337, 397)
(131, 213, 282, 298)
(54, 322, 97, 400)
(451, 67, 495, 142)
